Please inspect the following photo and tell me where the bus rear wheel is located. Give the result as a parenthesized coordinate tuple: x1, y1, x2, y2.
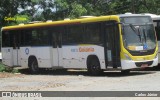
(29, 58, 39, 74)
(87, 57, 102, 76)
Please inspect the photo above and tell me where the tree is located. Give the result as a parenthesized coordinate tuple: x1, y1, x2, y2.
(1, 0, 160, 27)
(0, 0, 31, 27)
(106, 0, 160, 14)
(69, 2, 87, 18)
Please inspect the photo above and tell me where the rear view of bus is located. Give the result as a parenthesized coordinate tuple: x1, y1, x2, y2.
(119, 14, 158, 71)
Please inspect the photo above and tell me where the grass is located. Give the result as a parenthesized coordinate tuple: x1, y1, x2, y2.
(0, 62, 19, 73)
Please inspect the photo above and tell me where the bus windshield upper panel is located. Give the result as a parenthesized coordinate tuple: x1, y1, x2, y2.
(121, 17, 152, 24)
(120, 16, 156, 52)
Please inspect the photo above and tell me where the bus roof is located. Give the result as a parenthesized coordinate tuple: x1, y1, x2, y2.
(140, 13, 160, 20)
(2, 14, 152, 31)
(2, 15, 119, 31)
(118, 13, 151, 18)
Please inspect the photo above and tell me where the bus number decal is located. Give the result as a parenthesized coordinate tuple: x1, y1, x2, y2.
(25, 48, 29, 55)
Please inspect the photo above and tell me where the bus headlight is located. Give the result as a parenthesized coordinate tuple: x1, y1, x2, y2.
(124, 53, 132, 60)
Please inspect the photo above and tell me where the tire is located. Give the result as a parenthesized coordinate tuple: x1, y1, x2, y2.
(29, 58, 39, 74)
(87, 57, 102, 76)
(121, 69, 130, 75)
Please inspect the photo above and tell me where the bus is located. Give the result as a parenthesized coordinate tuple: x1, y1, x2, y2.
(1, 14, 158, 75)
(145, 14, 160, 63)
(0, 41, 1, 60)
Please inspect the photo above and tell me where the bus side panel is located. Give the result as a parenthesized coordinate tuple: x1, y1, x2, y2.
(2, 47, 13, 66)
(62, 46, 86, 68)
(20, 47, 53, 68)
(20, 47, 28, 68)
(62, 45, 106, 69)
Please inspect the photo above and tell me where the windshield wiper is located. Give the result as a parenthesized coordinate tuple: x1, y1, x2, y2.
(143, 28, 147, 43)
(137, 28, 142, 42)
(129, 24, 137, 33)
(129, 24, 142, 42)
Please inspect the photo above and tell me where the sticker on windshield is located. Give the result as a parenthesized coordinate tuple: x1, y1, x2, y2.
(143, 44, 148, 50)
(135, 46, 143, 51)
(128, 46, 136, 50)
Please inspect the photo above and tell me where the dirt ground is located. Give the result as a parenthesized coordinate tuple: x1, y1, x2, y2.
(0, 67, 160, 99)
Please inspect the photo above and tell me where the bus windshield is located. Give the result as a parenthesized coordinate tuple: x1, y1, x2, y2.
(121, 17, 156, 51)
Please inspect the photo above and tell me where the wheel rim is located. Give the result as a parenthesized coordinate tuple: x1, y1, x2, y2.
(31, 61, 39, 72)
(90, 60, 100, 72)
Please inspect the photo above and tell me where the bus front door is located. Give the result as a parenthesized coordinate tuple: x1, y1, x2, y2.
(105, 22, 121, 68)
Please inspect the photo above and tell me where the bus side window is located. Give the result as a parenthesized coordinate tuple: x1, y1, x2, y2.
(2, 31, 10, 47)
(62, 26, 68, 45)
(13, 32, 16, 49)
(52, 27, 63, 48)
(69, 25, 84, 44)
(53, 33, 57, 48)
(85, 23, 101, 44)
(31, 29, 50, 46)
(37, 29, 50, 46)
(31, 30, 38, 46)
(51, 30, 57, 48)
(25, 30, 32, 46)
(20, 30, 26, 46)
(9, 31, 16, 49)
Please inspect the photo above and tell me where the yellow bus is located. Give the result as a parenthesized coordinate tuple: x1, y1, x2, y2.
(1, 14, 158, 75)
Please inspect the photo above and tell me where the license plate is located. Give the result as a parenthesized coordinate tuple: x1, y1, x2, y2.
(141, 64, 148, 67)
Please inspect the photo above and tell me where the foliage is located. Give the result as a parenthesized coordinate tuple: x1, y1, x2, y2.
(69, 2, 87, 18)
(0, 0, 31, 27)
(0, 0, 160, 26)
(0, 63, 19, 73)
(0, 63, 6, 72)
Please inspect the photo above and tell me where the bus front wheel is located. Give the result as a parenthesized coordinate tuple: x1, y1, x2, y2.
(87, 57, 102, 76)
(29, 58, 39, 74)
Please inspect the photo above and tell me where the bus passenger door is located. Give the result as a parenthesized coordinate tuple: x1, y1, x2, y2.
(2, 31, 13, 66)
(105, 21, 121, 68)
(12, 31, 21, 66)
(51, 29, 63, 67)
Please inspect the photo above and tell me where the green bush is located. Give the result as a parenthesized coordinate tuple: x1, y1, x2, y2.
(0, 63, 6, 72)
(0, 63, 19, 73)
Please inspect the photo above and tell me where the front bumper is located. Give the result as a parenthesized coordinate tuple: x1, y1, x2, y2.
(121, 56, 158, 70)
